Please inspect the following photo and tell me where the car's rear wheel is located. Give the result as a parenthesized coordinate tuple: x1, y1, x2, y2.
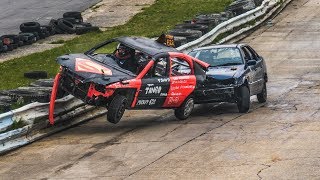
(257, 82, 267, 103)
(174, 96, 194, 120)
(237, 86, 250, 113)
(107, 95, 127, 124)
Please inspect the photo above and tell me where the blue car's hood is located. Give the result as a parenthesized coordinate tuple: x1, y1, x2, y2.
(206, 65, 244, 80)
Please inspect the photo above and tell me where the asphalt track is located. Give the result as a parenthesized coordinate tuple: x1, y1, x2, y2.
(0, 0, 100, 36)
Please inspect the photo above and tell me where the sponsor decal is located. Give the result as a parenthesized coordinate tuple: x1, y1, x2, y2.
(168, 97, 180, 105)
(157, 78, 170, 83)
(160, 93, 168, 96)
(145, 86, 162, 95)
(171, 92, 182, 96)
(172, 76, 190, 80)
(136, 99, 157, 106)
(75, 58, 112, 75)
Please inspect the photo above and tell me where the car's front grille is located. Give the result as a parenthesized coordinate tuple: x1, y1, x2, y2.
(60, 70, 89, 100)
(206, 77, 235, 86)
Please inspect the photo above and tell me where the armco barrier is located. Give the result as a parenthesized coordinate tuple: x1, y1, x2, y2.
(0, 0, 290, 154)
(177, 0, 286, 52)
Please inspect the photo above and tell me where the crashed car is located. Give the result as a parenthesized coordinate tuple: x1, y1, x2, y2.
(49, 36, 210, 125)
(188, 44, 268, 112)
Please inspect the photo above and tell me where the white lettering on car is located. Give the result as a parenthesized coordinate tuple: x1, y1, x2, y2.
(149, 99, 156, 105)
(157, 78, 170, 83)
(136, 99, 157, 106)
(137, 100, 149, 105)
(168, 97, 180, 105)
(145, 86, 162, 94)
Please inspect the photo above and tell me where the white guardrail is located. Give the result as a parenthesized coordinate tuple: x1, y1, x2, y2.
(0, 0, 291, 154)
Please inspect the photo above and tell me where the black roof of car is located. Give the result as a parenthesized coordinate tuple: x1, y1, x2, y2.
(115, 36, 180, 56)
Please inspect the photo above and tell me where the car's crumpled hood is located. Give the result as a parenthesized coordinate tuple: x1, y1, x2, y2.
(206, 65, 244, 80)
(57, 54, 135, 85)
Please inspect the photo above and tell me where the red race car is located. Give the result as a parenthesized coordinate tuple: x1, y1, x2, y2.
(49, 36, 209, 125)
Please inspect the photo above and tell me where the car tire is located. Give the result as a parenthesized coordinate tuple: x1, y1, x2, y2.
(168, 29, 202, 42)
(174, 96, 194, 120)
(49, 19, 65, 34)
(237, 86, 250, 113)
(57, 19, 76, 34)
(24, 71, 48, 79)
(20, 22, 41, 33)
(175, 23, 209, 34)
(107, 95, 127, 124)
(257, 82, 267, 103)
(63, 11, 83, 22)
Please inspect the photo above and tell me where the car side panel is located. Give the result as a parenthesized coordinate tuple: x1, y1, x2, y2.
(163, 75, 196, 107)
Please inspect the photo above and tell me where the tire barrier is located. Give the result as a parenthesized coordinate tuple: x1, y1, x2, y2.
(0, 11, 99, 55)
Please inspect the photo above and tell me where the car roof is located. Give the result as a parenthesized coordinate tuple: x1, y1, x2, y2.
(191, 44, 246, 51)
(115, 36, 180, 56)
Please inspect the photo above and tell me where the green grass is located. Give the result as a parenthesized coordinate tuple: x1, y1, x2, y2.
(0, 0, 232, 90)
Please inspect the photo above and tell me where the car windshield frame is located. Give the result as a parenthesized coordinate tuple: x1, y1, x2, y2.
(188, 47, 244, 67)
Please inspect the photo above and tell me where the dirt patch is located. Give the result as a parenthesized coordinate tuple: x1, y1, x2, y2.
(82, 0, 155, 29)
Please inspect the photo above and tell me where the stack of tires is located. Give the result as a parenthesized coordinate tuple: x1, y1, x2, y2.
(0, 11, 99, 54)
(168, 12, 233, 47)
(167, 0, 263, 48)
(50, 11, 99, 35)
(225, 0, 256, 16)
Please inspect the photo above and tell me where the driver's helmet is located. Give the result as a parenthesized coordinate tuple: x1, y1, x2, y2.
(115, 44, 134, 60)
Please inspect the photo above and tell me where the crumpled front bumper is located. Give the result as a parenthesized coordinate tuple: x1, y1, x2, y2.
(195, 86, 237, 103)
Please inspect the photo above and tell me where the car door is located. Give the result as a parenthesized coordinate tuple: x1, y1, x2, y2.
(163, 53, 196, 108)
(135, 56, 171, 108)
(240, 46, 259, 94)
(246, 45, 264, 93)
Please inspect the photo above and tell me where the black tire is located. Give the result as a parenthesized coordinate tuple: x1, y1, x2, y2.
(57, 19, 76, 34)
(20, 22, 41, 33)
(19, 33, 36, 44)
(24, 71, 48, 79)
(6, 44, 14, 51)
(63, 11, 83, 22)
(40, 26, 52, 37)
(174, 96, 194, 120)
(75, 26, 99, 35)
(81, 22, 92, 27)
(257, 82, 267, 103)
(173, 36, 187, 47)
(237, 86, 250, 113)
(49, 19, 65, 34)
(107, 95, 127, 124)
(175, 23, 209, 34)
(1, 45, 8, 52)
(168, 29, 202, 42)
(62, 17, 83, 24)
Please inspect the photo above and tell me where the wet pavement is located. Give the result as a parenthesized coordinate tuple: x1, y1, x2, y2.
(1, 0, 320, 179)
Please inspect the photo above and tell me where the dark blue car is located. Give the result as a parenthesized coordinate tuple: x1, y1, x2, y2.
(188, 44, 268, 113)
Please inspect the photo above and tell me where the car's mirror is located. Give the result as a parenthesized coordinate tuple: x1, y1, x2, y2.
(247, 60, 256, 66)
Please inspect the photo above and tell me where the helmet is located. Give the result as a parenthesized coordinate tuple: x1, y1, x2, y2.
(115, 44, 134, 59)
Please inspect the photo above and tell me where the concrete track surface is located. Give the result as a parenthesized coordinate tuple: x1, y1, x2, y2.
(1, 0, 320, 179)
(0, 0, 99, 36)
